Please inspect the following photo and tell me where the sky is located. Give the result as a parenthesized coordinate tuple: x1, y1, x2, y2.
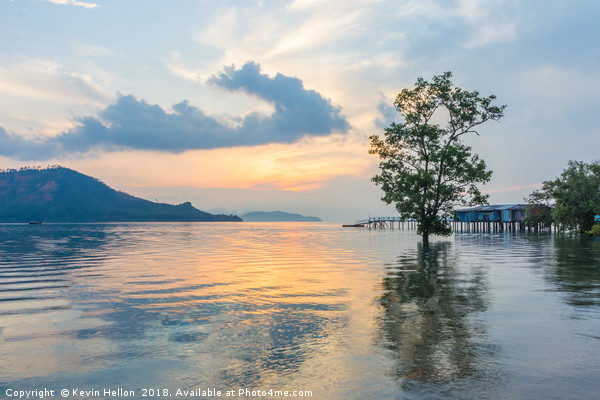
(1, 0, 599, 221)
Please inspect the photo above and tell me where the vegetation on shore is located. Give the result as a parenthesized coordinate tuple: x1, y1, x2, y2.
(526, 160, 600, 235)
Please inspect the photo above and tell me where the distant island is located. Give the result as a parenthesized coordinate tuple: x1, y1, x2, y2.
(241, 211, 322, 222)
(0, 166, 241, 223)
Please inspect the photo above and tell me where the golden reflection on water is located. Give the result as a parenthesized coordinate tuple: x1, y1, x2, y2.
(2, 223, 600, 399)
(0, 222, 391, 398)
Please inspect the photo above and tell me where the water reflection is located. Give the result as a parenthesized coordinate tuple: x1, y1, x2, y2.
(547, 236, 600, 308)
(3, 224, 600, 399)
(0, 223, 354, 393)
(378, 241, 499, 395)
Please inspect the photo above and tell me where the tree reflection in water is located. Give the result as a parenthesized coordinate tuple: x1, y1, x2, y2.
(378, 241, 498, 394)
(547, 235, 600, 308)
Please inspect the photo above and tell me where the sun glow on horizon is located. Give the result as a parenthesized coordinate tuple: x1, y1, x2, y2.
(56, 134, 373, 193)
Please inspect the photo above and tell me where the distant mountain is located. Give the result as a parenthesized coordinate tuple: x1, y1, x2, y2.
(241, 211, 322, 222)
(0, 166, 241, 223)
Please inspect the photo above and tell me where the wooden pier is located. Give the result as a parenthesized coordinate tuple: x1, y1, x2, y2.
(344, 214, 554, 233)
(344, 217, 418, 229)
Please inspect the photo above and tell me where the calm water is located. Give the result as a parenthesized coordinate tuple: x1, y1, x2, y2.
(1, 222, 599, 400)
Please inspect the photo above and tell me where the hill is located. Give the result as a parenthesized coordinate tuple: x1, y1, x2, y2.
(0, 166, 241, 223)
(241, 211, 322, 222)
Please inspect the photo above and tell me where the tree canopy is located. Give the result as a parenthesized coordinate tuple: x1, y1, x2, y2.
(369, 72, 505, 241)
(527, 160, 600, 233)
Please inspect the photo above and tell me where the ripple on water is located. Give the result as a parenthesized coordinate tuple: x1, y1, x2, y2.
(1, 224, 600, 399)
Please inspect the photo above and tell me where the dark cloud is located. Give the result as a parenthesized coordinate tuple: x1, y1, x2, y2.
(375, 100, 400, 130)
(0, 127, 57, 160)
(209, 61, 349, 136)
(0, 127, 24, 156)
(2, 62, 350, 160)
(55, 96, 234, 153)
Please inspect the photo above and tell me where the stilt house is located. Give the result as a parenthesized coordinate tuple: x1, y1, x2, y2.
(454, 204, 529, 223)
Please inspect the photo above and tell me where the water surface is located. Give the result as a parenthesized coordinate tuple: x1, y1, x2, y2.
(1, 223, 599, 399)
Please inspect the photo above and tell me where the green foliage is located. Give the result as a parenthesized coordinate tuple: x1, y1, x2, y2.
(528, 161, 600, 234)
(369, 72, 505, 240)
(587, 224, 600, 236)
(523, 204, 553, 229)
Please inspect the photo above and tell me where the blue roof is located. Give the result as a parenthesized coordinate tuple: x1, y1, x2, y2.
(455, 204, 529, 213)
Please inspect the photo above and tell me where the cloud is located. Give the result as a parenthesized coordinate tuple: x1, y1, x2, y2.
(209, 61, 349, 136)
(0, 60, 110, 105)
(1, 62, 350, 160)
(0, 127, 56, 160)
(0, 59, 113, 135)
(375, 98, 400, 130)
(43, 0, 99, 8)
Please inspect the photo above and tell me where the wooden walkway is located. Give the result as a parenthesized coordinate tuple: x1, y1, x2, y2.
(344, 216, 550, 233)
(343, 216, 418, 229)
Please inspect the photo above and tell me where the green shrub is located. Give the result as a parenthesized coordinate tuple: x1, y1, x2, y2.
(586, 224, 600, 236)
